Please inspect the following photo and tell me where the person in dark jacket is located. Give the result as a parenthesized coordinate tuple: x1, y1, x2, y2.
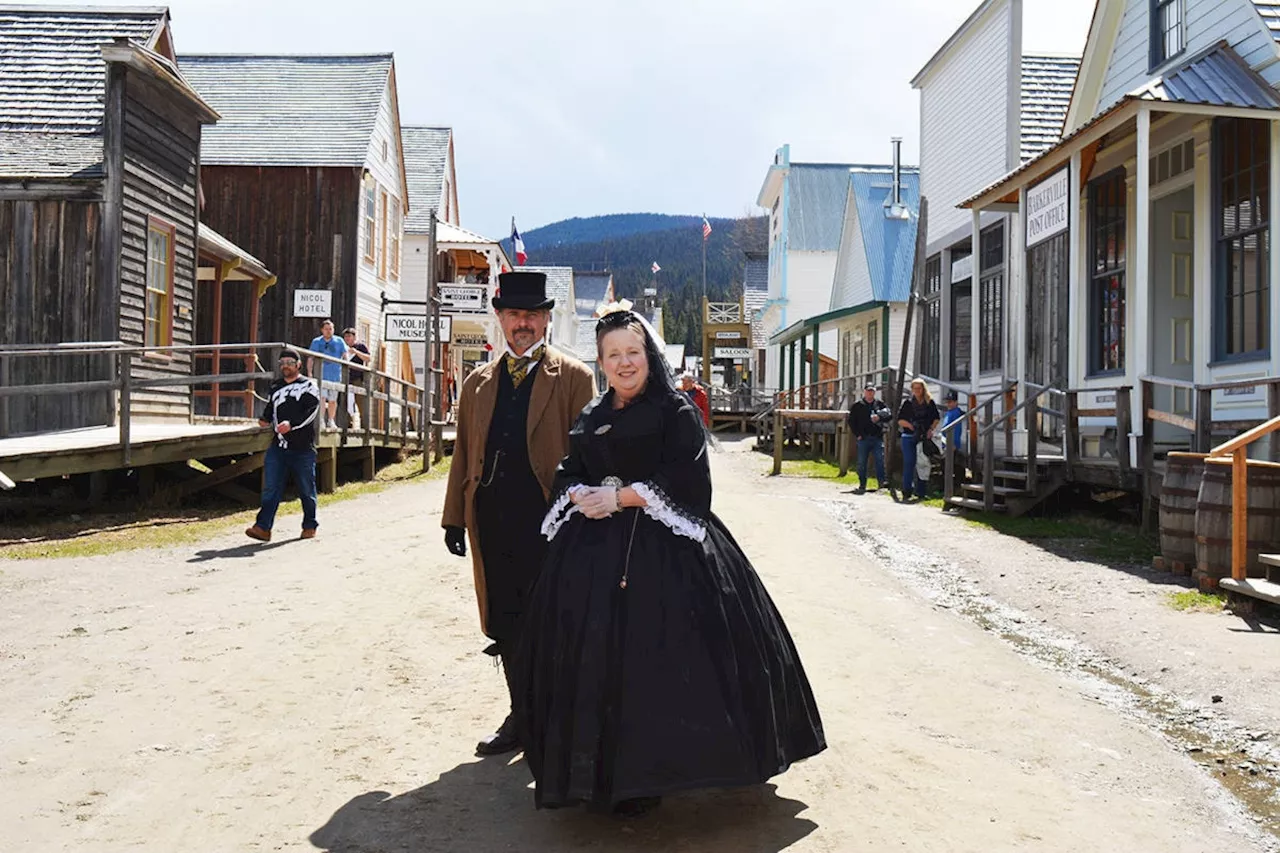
(896, 378, 941, 502)
(246, 347, 322, 542)
(848, 384, 890, 493)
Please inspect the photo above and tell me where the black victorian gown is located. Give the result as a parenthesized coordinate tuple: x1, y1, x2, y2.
(512, 385, 825, 810)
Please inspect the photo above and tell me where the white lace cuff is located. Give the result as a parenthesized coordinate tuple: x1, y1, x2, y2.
(541, 484, 588, 540)
(631, 481, 707, 542)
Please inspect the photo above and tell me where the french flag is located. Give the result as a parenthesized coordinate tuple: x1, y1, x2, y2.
(511, 218, 528, 265)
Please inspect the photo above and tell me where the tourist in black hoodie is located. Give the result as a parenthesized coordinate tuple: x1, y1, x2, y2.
(848, 384, 890, 493)
(245, 347, 321, 542)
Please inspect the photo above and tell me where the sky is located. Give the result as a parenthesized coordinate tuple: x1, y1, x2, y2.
(85, 0, 1095, 238)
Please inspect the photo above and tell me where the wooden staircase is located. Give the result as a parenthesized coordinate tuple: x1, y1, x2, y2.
(945, 455, 1069, 516)
(1220, 554, 1280, 606)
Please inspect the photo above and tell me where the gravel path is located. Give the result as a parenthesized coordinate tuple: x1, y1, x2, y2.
(0, 438, 1272, 852)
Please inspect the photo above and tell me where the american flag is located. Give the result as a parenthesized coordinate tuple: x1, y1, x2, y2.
(702, 215, 712, 241)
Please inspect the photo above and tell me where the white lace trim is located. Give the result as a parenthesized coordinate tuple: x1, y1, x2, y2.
(541, 484, 588, 540)
(632, 481, 707, 542)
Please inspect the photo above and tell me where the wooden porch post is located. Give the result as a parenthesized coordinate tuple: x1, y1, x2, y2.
(1068, 149, 1083, 397)
(810, 325, 820, 397)
(1131, 104, 1152, 472)
(1271, 120, 1280, 407)
(970, 208, 981, 401)
(1232, 447, 1248, 581)
(787, 341, 795, 392)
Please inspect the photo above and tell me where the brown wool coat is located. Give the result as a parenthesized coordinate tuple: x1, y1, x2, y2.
(441, 346, 596, 635)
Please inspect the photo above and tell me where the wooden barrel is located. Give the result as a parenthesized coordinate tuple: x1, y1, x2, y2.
(1158, 452, 1207, 571)
(1194, 458, 1280, 589)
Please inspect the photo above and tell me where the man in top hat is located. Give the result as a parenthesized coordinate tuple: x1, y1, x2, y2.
(441, 270, 596, 756)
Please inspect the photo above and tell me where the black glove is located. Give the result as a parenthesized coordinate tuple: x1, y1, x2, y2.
(444, 526, 467, 557)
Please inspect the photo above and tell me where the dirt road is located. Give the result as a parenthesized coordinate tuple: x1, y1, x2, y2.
(1, 441, 1271, 852)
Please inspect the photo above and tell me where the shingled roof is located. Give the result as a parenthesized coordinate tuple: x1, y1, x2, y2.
(744, 252, 769, 350)
(178, 54, 392, 167)
(516, 265, 573, 308)
(0, 5, 168, 177)
(402, 126, 451, 233)
(1021, 54, 1080, 162)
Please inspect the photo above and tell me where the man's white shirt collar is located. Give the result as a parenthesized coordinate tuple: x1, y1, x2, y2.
(503, 337, 547, 365)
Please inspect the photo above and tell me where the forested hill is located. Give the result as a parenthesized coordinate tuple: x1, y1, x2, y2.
(506, 214, 767, 347)
(518, 214, 726, 252)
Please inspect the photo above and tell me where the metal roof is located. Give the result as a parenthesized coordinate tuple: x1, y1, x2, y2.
(849, 167, 921, 303)
(743, 252, 770, 349)
(516, 265, 573, 307)
(178, 54, 392, 167)
(1132, 41, 1280, 109)
(1021, 55, 1080, 162)
(402, 126, 450, 233)
(788, 163, 858, 252)
(0, 4, 165, 146)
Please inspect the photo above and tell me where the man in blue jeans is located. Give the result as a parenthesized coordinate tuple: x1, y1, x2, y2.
(847, 384, 890, 494)
(246, 348, 321, 542)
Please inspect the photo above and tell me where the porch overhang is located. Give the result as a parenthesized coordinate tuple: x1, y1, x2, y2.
(197, 223, 275, 293)
(768, 299, 886, 346)
(961, 41, 1280, 212)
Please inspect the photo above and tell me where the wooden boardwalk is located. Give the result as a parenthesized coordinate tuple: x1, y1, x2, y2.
(0, 419, 438, 487)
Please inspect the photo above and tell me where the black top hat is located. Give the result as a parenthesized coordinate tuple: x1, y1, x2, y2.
(493, 271, 554, 311)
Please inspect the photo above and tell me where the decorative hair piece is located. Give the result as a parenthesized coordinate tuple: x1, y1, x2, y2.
(594, 299, 634, 320)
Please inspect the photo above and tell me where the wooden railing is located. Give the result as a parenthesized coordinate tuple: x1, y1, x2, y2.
(0, 340, 436, 470)
(1065, 384, 1133, 481)
(1208, 412, 1280, 581)
(705, 301, 743, 324)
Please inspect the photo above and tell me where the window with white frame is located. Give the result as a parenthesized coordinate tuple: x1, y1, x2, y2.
(1088, 169, 1127, 374)
(1150, 0, 1184, 69)
(390, 199, 401, 280)
(978, 223, 1004, 374)
(362, 178, 376, 263)
(920, 255, 942, 378)
(1214, 117, 1271, 359)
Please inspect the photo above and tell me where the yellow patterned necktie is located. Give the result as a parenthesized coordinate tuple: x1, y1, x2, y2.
(505, 344, 546, 389)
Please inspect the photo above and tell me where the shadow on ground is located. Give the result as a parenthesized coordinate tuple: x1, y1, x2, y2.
(187, 541, 292, 562)
(309, 756, 817, 853)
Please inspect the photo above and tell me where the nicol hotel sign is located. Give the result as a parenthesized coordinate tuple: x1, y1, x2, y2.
(1026, 167, 1069, 248)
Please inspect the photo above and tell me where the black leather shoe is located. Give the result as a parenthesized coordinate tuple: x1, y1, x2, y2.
(475, 715, 520, 756)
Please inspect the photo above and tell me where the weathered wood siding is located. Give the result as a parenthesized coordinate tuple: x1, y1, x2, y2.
(117, 68, 203, 420)
(199, 165, 361, 352)
(0, 197, 114, 436)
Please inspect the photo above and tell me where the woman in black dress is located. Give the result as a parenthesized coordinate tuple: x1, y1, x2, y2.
(512, 305, 825, 816)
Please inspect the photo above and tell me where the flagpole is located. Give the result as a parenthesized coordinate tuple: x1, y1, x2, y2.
(701, 217, 708, 383)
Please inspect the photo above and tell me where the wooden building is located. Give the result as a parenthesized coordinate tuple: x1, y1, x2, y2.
(179, 53, 409, 378)
(194, 224, 275, 419)
(964, 0, 1280, 464)
(0, 5, 224, 436)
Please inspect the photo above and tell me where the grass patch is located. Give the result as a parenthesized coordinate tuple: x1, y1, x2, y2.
(0, 454, 450, 561)
(1166, 590, 1226, 613)
(958, 512, 1158, 566)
